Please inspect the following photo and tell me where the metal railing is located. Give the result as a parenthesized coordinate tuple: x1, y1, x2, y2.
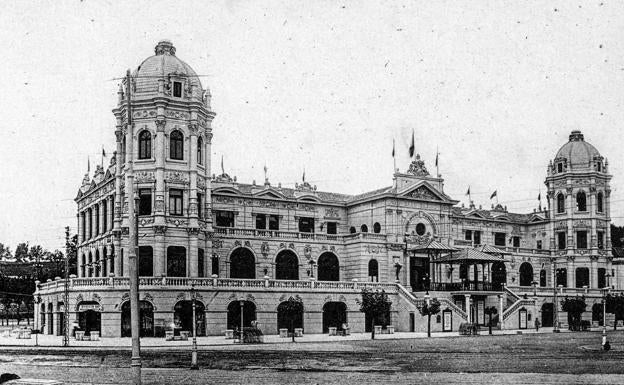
(430, 281, 503, 292)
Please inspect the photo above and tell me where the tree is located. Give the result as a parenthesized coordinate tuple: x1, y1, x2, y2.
(14, 243, 29, 263)
(419, 298, 441, 338)
(605, 293, 624, 330)
(484, 306, 498, 335)
(0, 243, 12, 261)
(611, 224, 624, 248)
(358, 289, 392, 340)
(561, 296, 586, 331)
(280, 296, 303, 342)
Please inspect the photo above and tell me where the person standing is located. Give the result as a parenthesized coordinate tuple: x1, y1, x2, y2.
(535, 317, 541, 332)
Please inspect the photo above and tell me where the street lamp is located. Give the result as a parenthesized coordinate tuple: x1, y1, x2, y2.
(190, 283, 198, 370)
(602, 273, 612, 348)
(34, 291, 41, 347)
(239, 297, 245, 344)
(531, 281, 538, 297)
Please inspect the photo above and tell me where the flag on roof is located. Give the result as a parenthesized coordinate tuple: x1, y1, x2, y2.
(466, 186, 470, 196)
(392, 138, 395, 158)
(409, 130, 415, 158)
(490, 190, 497, 199)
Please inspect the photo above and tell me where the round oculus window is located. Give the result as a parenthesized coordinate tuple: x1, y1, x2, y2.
(416, 223, 426, 236)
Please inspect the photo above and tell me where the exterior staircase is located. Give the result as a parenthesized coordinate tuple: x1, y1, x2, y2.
(396, 284, 468, 322)
(502, 286, 536, 326)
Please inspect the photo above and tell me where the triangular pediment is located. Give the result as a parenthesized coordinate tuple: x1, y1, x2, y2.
(254, 188, 284, 199)
(529, 214, 546, 222)
(466, 210, 487, 219)
(400, 182, 445, 201)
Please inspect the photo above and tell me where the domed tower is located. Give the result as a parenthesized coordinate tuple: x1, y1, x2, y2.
(111, 40, 215, 278)
(545, 130, 612, 289)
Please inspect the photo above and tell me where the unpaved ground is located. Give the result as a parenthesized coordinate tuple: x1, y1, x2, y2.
(2, 331, 624, 384)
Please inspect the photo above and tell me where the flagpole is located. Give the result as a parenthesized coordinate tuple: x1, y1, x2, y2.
(436, 146, 439, 178)
(392, 138, 396, 174)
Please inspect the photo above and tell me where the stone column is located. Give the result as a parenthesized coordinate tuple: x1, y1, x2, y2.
(113, 127, 124, 277)
(590, 256, 597, 289)
(498, 295, 504, 330)
(188, 123, 199, 278)
(464, 294, 471, 323)
(99, 201, 105, 237)
(567, 256, 574, 288)
(154, 117, 167, 277)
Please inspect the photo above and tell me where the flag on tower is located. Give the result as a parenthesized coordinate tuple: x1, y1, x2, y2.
(408, 130, 415, 158)
(392, 139, 395, 158)
(87, 156, 90, 173)
(466, 186, 470, 196)
(490, 190, 497, 200)
(435, 151, 439, 167)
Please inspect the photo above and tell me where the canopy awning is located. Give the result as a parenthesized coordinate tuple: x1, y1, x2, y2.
(435, 248, 505, 263)
(476, 244, 511, 255)
(409, 240, 460, 254)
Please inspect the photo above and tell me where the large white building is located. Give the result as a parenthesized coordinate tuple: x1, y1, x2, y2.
(36, 40, 621, 338)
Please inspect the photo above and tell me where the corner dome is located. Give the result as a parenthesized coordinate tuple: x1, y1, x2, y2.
(130, 40, 206, 101)
(554, 130, 601, 171)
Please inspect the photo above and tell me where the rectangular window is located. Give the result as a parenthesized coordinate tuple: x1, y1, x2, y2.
(173, 81, 182, 97)
(255, 214, 267, 230)
(95, 205, 100, 236)
(577, 231, 588, 249)
(198, 248, 205, 278)
(474, 231, 481, 246)
(557, 163, 563, 173)
(598, 268, 606, 289)
(298, 217, 315, 233)
(464, 230, 472, 241)
(268, 215, 279, 230)
(102, 201, 108, 233)
(557, 232, 566, 250)
(512, 236, 520, 248)
(494, 232, 506, 247)
(211, 256, 219, 276)
(536, 240, 543, 250)
(215, 210, 235, 227)
(197, 193, 203, 219)
(169, 189, 183, 216)
(326, 222, 337, 234)
(597, 231, 604, 250)
(139, 189, 152, 216)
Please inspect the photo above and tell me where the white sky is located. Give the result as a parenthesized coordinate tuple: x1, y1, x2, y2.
(1, 0, 623, 252)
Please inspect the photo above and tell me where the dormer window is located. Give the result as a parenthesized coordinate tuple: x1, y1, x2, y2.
(173, 81, 182, 97)
(597, 162, 602, 172)
(557, 163, 563, 173)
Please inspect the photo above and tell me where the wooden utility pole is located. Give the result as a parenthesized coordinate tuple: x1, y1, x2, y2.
(126, 69, 142, 385)
(63, 226, 70, 347)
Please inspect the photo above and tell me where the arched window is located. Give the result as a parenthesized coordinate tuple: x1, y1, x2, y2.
(557, 193, 565, 214)
(275, 250, 299, 280)
(170, 130, 184, 160)
(373, 222, 381, 234)
(597, 192, 604, 213)
(197, 136, 203, 165)
(360, 224, 368, 233)
(138, 131, 151, 159)
(230, 247, 255, 279)
(318, 252, 339, 281)
(539, 269, 547, 287)
(519, 262, 533, 287)
(368, 259, 379, 282)
(576, 191, 587, 212)
(349, 226, 356, 234)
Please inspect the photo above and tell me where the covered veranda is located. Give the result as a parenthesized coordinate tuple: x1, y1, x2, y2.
(430, 248, 507, 292)
(408, 240, 459, 292)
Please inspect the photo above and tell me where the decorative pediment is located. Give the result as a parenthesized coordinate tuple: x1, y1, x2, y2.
(465, 210, 487, 219)
(400, 181, 447, 202)
(297, 194, 321, 203)
(254, 188, 284, 199)
(213, 187, 241, 196)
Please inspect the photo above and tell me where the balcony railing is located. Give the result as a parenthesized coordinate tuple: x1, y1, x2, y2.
(36, 276, 398, 294)
(212, 227, 386, 242)
(430, 281, 503, 292)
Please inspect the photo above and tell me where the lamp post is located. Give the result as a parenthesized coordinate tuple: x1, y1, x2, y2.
(190, 283, 198, 370)
(531, 281, 538, 297)
(34, 292, 41, 347)
(553, 262, 560, 333)
(602, 273, 611, 348)
(239, 297, 245, 344)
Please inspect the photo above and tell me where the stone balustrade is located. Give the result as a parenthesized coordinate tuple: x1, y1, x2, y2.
(36, 276, 398, 295)
(213, 227, 387, 243)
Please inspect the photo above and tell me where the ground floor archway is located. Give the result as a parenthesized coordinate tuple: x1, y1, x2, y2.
(541, 303, 554, 327)
(226, 301, 256, 330)
(277, 300, 304, 333)
(173, 300, 206, 336)
(322, 301, 347, 333)
(121, 300, 154, 337)
(78, 309, 101, 336)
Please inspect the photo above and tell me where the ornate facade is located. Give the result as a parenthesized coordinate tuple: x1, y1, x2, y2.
(35, 41, 622, 338)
